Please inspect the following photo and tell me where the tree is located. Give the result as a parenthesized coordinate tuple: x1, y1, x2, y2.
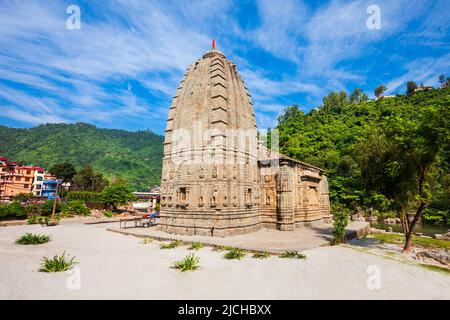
(322, 91, 349, 113)
(101, 181, 136, 212)
(438, 74, 445, 85)
(374, 84, 387, 98)
(358, 103, 449, 252)
(406, 81, 417, 96)
(49, 163, 77, 182)
(72, 165, 109, 191)
(349, 88, 362, 104)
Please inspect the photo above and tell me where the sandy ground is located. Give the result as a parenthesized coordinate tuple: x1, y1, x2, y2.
(0, 223, 449, 300)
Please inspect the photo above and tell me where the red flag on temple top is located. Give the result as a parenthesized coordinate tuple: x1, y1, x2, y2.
(212, 39, 216, 50)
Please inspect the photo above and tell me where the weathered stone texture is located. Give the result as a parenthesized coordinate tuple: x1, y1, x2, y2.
(159, 48, 331, 236)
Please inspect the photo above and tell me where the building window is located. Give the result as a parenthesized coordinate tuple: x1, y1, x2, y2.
(26, 170, 31, 174)
(15, 177, 21, 181)
(37, 176, 43, 181)
(24, 184, 29, 188)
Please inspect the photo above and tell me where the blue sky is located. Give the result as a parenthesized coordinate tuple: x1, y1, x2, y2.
(0, 0, 448, 135)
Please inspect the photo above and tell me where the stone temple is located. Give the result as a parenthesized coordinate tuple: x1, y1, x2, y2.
(159, 43, 331, 237)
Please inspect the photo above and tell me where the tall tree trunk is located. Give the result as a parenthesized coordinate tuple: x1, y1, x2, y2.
(403, 167, 427, 253)
(403, 201, 425, 252)
(398, 204, 408, 235)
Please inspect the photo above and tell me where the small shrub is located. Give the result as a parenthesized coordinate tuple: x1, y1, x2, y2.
(103, 210, 113, 218)
(40, 252, 77, 272)
(280, 251, 306, 259)
(39, 216, 60, 226)
(16, 233, 50, 245)
(62, 200, 90, 217)
(173, 253, 200, 272)
(141, 237, 153, 244)
(332, 206, 349, 245)
(252, 251, 270, 259)
(27, 215, 41, 225)
(40, 200, 61, 216)
(25, 204, 42, 216)
(160, 240, 182, 249)
(189, 241, 203, 251)
(223, 247, 246, 260)
(0, 202, 27, 219)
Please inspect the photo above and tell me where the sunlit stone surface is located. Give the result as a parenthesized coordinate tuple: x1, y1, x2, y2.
(159, 47, 330, 236)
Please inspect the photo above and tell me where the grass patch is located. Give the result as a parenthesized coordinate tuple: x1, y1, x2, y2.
(280, 251, 306, 259)
(373, 233, 450, 249)
(173, 253, 200, 272)
(141, 237, 153, 244)
(160, 240, 182, 249)
(16, 233, 50, 245)
(419, 264, 450, 275)
(223, 247, 246, 260)
(215, 245, 233, 252)
(189, 241, 203, 251)
(252, 251, 270, 259)
(40, 252, 77, 272)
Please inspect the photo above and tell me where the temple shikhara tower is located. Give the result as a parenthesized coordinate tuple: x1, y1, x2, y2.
(159, 42, 330, 236)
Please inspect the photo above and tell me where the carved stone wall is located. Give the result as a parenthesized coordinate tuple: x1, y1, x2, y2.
(159, 48, 331, 237)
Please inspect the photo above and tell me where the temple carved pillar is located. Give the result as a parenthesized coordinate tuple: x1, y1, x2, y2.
(276, 160, 294, 231)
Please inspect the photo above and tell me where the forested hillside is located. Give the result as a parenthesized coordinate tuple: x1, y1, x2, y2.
(277, 87, 450, 226)
(0, 123, 163, 191)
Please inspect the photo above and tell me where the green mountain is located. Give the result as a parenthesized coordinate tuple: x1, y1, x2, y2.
(0, 123, 164, 191)
(277, 87, 450, 225)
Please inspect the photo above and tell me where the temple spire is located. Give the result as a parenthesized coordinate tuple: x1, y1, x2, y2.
(212, 39, 216, 50)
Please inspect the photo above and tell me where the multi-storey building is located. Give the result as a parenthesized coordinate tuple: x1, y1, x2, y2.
(0, 157, 53, 199)
(32, 167, 45, 197)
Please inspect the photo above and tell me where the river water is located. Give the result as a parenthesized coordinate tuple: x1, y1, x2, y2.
(370, 222, 448, 237)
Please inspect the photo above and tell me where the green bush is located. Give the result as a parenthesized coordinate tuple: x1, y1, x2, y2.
(16, 233, 50, 245)
(27, 215, 41, 224)
(0, 202, 26, 219)
(280, 251, 306, 259)
(223, 247, 246, 260)
(62, 200, 90, 217)
(173, 253, 200, 272)
(25, 204, 41, 216)
(332, 206, 349, 245)
(40, 252, 77, 272)
(103, 210, 113, 218)
(40, 200, 62, 216)
(423, 208, 449, 226)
